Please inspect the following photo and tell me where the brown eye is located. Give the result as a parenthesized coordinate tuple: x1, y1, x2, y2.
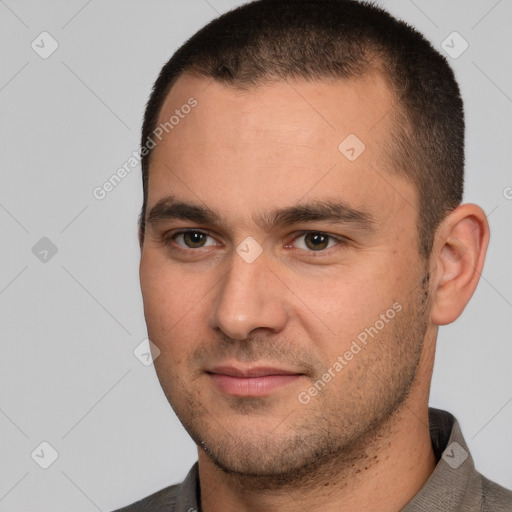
(289, 232, 345, 254)
(170, 230, 216, 249)
(182, 231, 207, 248)
(303, 233, 330, 250)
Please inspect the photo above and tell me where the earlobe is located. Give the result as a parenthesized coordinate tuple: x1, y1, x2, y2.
(430, 204, 490, 326)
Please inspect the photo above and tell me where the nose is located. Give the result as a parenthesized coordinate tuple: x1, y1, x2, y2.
(209, 248, 289, 341)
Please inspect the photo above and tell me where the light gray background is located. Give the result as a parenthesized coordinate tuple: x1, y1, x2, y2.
(0, 0, 511, 510)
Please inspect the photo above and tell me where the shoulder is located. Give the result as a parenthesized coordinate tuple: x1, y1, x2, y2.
(112, 483, 181, 512)
(111, 463, 199, 512)
(480, 475, 512, 511)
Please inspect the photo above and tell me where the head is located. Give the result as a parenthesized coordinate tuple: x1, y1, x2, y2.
(139, 0, 465, 257)
(138, 0, 488, 486)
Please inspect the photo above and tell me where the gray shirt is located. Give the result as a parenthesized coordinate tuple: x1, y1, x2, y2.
(114, 408, 512, 511)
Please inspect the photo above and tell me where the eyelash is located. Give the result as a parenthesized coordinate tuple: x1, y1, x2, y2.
(163, 229, 348, 256)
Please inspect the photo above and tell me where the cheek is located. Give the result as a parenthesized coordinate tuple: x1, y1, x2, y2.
(140, 254, 189, 341)
(303, 279, 368, 329)
(140, 252, 213, 361)
(141, 252, 197, 313)
(278, 266, 388, 359)
(299, 255, 416, 347)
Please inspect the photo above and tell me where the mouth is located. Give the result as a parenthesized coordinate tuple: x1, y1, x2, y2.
(206, 365, 305, 397)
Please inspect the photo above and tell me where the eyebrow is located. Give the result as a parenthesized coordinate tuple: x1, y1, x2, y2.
(146, 195, 375, 233)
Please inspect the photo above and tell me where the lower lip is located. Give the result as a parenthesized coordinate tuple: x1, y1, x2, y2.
(208, 373, 303, 397)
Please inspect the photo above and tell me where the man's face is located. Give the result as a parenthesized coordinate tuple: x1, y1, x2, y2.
(139, 72, 433, 480)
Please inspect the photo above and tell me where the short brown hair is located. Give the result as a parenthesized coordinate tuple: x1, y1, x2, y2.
(139, 0, 464, 256)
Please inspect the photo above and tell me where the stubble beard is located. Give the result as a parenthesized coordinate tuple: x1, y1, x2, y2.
(157, 273, 431, 491)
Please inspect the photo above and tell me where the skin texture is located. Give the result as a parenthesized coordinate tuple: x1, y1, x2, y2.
(139, 72, 489, 512)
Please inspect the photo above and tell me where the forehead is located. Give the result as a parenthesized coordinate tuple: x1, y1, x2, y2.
(155, 71, 394, 150)
(147, 72, 415, 229)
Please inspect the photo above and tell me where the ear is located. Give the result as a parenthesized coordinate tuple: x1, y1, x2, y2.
(429, 203, 490, 325)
